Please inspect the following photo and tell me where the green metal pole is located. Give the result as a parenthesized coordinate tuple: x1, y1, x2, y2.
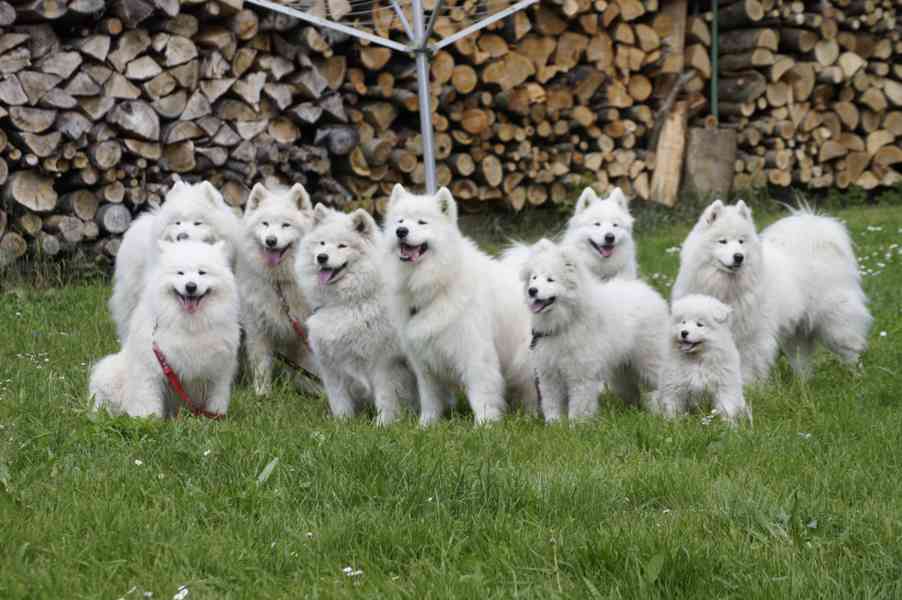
(711, 0, 719, 121)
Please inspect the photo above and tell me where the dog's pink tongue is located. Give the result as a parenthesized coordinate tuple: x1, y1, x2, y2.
(400, 245, 418, 260)
(318, 269, 333, 285)
(529, 300, 545, 313)
(264, 249, 283, 267)
(600, 245, 614, 258)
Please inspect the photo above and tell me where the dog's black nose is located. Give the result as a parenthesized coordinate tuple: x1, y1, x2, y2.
(176, 232, 189, 241)
(733, 253, 744, 264)
(317, 253, 328, 265)
(265, 236, 277, 248)
(604, 233, 615, 244)
(528, 287, 538, 298)
(396, 226, 408, 239)
(681, 330, 689, 339)
(185, 281, 197, 295)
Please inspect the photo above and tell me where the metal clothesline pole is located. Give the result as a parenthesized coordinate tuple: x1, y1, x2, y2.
(412, 0, 438, 194)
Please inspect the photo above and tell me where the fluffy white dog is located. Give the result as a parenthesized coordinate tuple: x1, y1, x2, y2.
(523, 239, 668, 422)
(654, 294, 750, 424)
(235, 182, 318, 396)
(382, 184, 537, 425)
(90, 241, 240, 418)
(109, 179, 240, 343)
(673, 200, 872, 383)
(298, 205, 417, 424)
(561, 186, 638, 280)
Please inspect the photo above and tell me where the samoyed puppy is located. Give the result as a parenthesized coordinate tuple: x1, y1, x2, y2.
(561, 186, 638, 280)
(382, 184, 537, 425)
(235, 182, 318, 396)
(90, 241, 240, 418)
(673, 200, 872, 383)
(298, 205, 417, 425)
(523, 239, 668, 422)
(654, 294, 750, 425)
(109, 179, 240, 343)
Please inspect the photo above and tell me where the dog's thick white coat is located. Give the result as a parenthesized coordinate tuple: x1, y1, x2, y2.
(655, 294, 749, 424)
(110, 180, 240, 342)
(523, 239, 668, 422)
(561, 187, 638, 280)
(382, 184, 537, 425)
(673, 200, 872, 383)
(90, 241, 240, 418)
(298, 205, 416, 424)
(235, 183, 317, 396)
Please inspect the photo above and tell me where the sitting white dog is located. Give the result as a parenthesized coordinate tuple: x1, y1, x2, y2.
(523, 239, 668, 422)
(561, 186, 638, 280)
(90, 241, 241, 418)
(109, 179, 240, 343)
(298, 205, 416, 425)
(654, 294, 750, 425)
(382, 184, 537, 425)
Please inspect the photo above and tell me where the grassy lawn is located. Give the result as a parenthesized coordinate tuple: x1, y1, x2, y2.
(1, 204, 901, 599)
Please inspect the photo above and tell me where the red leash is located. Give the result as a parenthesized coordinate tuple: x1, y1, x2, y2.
(152, 342, 224, 420)
(275, 280, 309, 345)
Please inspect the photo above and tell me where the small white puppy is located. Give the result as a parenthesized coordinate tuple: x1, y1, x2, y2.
(655, 294, 750, 425)
(561, 186, 638, 280)
(90, 241, 240, 418)
(523, 239, 668, 422)
(298, 205, 417, 425)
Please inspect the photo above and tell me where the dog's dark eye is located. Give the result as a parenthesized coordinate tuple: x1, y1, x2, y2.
(613, 223, 620, 228)
(338, 244, 347, 249)
(738, 239, 745, 244)
(718, 239, 727, 245)
(547, 277, 554, 283)
(263, 221, 270, 227)
(193, 221, 202, 226)
(175, 221, 181, 226)
(319, 241, 325, 246)
(177, 271, 184, 276)
(418, 220, 427, 225)
(697, 322, 704, 327)
(594, 222, 600, 227)
(282, 223, 290, 228)
(199, 270, 206, 276)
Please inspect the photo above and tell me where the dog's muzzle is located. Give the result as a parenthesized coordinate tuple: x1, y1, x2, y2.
(589, 238, 616, 258)
(529, 295, 555, 314)
(399, 241, 428, 262)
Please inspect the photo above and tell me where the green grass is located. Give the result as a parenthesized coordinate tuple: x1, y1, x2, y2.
(2, 205, 902, 599)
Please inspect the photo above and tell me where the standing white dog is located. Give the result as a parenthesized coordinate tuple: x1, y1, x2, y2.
(90, 241, 240, 418)
(655, 294, 750, 424)
(561, 186, 638, 280)
(382, 184, 537, 425)
(298, 205, 417, 424)
(235, 182, 318, 396)
(673, 200, 872, 383)
(109, 180, 240, 343)
(523, 239, 668, 422)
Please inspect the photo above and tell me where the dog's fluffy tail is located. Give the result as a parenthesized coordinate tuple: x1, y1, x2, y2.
(762, 208, 858, 272)
(89, 353, 126, 414)
(498, 241, 532, 268)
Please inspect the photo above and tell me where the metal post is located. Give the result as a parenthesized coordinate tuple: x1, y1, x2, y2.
(412, 0, 437, 194)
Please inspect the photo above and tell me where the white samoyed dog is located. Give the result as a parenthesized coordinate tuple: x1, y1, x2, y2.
(235, 182, 318, 396)
(90, 241, 240, 418)
(654, 294, 750, 424)
(522, 239, 668, 422)
(298, 205, 417, 424)
(561, 186, 638, 280)
(673, 200, 872, 383)
(109, 179, 240, 343)
(382, 184, 538, 425)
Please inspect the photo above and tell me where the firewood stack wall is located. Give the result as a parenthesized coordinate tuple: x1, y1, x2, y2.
(0, 0, 900, 268)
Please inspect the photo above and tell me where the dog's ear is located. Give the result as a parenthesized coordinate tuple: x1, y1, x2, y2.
(713, 301, 733, 325)
(558, 244, 581, 271)
(289, 183, 312, 212)
(736, 199, 753, 221)
(199, 181, 224, 208)
(435, 187, 458, 222)
(388, 183, 406, 212)
(533, 238, 556, 253)
(607, 186, 629, 210)
(701, 199, 724, 226)
(313, 203, 331, 226)
(350, 208, 377, 240)
(574, 187, 599, 213)
(246, 183, 267, 213)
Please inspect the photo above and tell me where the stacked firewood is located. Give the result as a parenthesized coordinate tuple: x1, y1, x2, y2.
(341, 0, 713, 211)
(715, 0, 902, 191)
(0, 0, 357, 267)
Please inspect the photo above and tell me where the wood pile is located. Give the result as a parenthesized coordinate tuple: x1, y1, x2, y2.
(714, 0, 902, 191)
(0, 0, 357, 268)
(341, 0, 713, 211)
